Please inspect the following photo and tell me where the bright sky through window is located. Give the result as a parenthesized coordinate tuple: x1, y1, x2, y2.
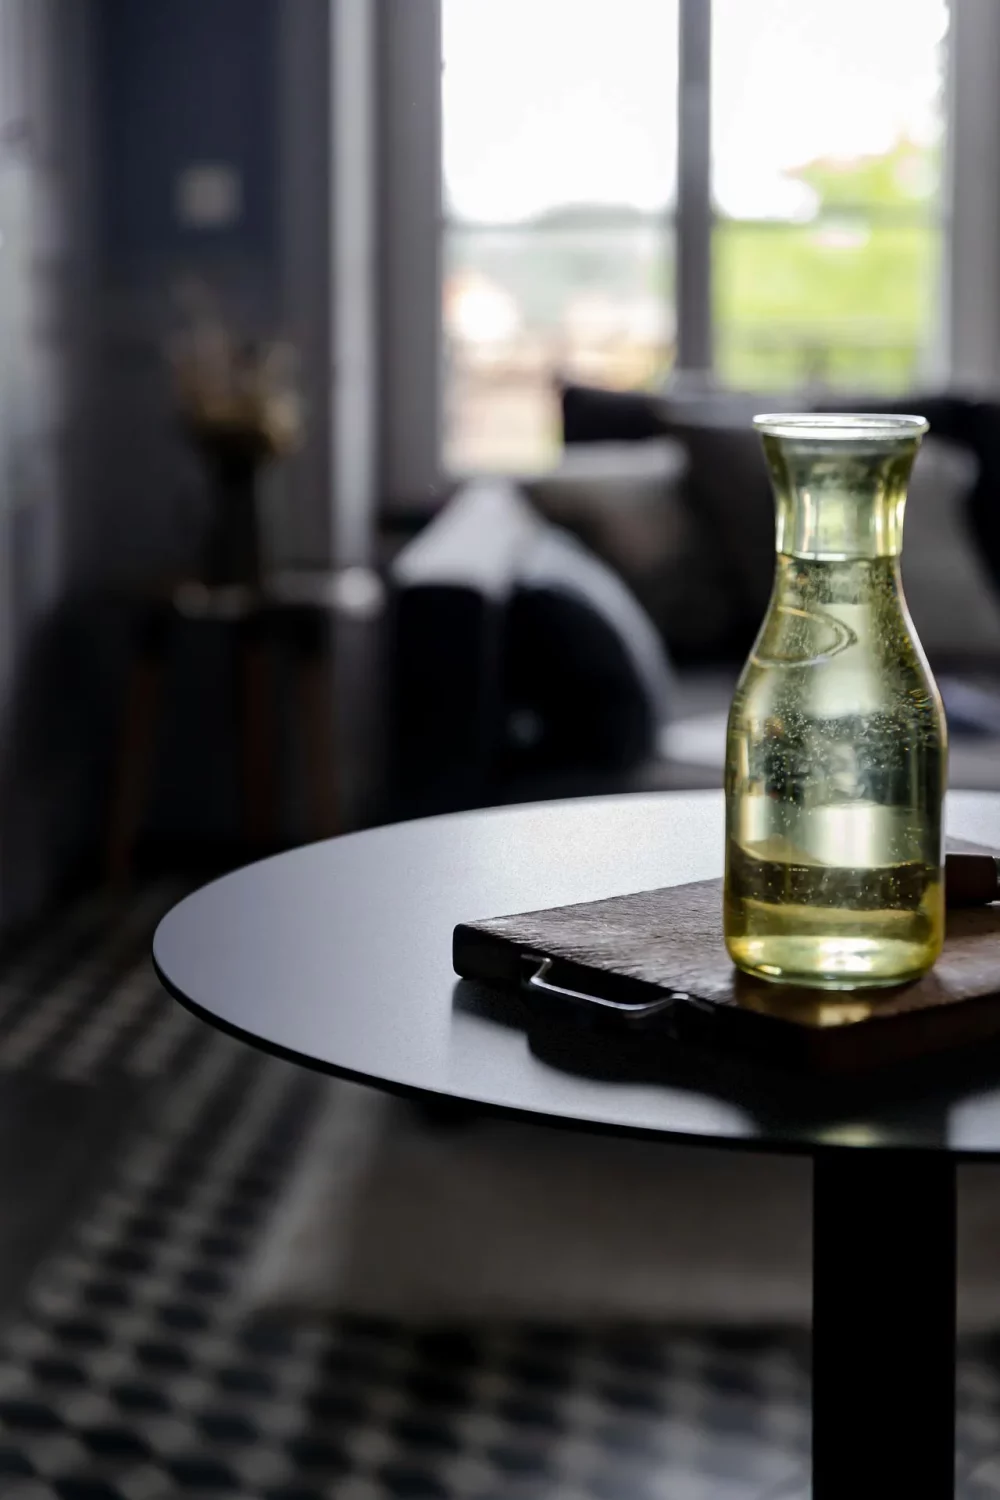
(443, 0, 948, 224)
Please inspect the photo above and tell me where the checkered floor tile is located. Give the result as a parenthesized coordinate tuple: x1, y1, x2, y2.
(0, 882, 995, 1497)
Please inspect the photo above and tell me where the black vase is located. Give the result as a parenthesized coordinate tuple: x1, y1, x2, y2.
(194, 425, 272, 590)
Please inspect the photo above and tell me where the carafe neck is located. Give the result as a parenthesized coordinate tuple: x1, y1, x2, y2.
(757, 416, 926, 561)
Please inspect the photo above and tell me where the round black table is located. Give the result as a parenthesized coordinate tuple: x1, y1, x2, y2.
(154, 789, 1000, 1500)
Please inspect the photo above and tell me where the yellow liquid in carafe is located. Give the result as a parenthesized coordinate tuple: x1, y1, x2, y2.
(725, 839, 943, 989)
(724, 553, 945, 989)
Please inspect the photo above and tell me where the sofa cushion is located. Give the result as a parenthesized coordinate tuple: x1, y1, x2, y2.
(658, 416, 990, 663)
(902, 439, 1000, 659)
(503, 524, 675, 773)
(657, 414, 776, 651)
(392, 476, 542, 594)
(562, 382, 1000, 664)
(522, 438, 688, 574)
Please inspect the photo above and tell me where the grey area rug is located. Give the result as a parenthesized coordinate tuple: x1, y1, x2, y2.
(247, 1079, 1000, 1333)
(247, 1079, 815, 1326)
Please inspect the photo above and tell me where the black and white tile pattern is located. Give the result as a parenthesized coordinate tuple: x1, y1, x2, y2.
(0, 884, 996, 1497)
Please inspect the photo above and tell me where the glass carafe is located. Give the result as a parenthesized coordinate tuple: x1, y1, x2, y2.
(724, 413, 946, 989)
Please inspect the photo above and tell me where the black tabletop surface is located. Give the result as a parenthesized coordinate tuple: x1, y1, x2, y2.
(153, 789, 1000, 1156)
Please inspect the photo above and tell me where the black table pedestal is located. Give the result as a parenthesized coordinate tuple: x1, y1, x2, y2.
(813, 1150, 956, 1499)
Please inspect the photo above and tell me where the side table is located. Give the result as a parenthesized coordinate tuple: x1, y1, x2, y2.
(153, 790, 1000, 1498)
(107, 568, 383, 880)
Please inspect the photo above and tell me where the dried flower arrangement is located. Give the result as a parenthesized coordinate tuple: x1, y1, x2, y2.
(169, 282, 304, 587)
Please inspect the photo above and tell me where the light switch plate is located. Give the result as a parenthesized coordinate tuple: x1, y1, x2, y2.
(175, 163, 243, 229)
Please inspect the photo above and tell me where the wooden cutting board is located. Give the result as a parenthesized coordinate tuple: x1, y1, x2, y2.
(454, 876, 1000, 1072)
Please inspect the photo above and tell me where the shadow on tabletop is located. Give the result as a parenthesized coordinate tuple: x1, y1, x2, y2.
(449, 976, 1000, 1151)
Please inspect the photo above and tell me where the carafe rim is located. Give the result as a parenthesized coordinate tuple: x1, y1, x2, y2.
(753, 412, 929, 442)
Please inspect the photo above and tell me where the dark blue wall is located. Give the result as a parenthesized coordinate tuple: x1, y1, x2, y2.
(98, 0, 279, 287)
(86, 1, 290, 852)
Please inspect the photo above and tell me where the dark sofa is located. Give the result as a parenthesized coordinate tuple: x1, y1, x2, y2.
(555, 381, 1000, 671)
(386, 479, 676, 819)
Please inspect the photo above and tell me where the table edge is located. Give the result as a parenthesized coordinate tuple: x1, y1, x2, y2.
(151, 790, 1000, 1162)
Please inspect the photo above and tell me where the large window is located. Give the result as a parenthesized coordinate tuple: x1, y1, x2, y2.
(441, 0, 950, 473)
(442, 0, 678, 472)
(711, 0, 949, 392)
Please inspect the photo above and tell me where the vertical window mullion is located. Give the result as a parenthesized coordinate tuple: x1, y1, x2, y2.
(945, 0, 1000, 392)
(379, 0, 444, 507)
(675, 0, 713, 380)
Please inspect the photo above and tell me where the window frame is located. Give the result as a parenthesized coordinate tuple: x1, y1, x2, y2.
(379, 0, 972, 510)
